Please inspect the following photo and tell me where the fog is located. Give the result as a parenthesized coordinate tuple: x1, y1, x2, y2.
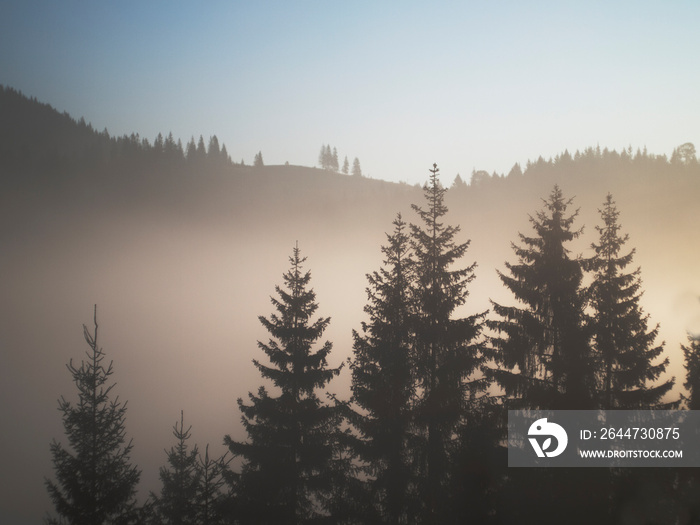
(1, 157, 699, 523)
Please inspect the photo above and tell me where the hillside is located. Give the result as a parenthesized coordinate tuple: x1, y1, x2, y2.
(1, 87, 699, 524)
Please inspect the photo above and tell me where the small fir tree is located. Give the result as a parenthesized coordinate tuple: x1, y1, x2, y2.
(254, 151, 264, 167)
(224, 244, 343, 524)
(152, 411, 200, 525)
(352, 157, 362, 177)
(585, 194, 675, 409)
(331, 147, 339, 171)
(196, 136, 207, 158)
(342, 156, 349, 175)
(196, 445, 228, 525)
(45, 306, 141, 525)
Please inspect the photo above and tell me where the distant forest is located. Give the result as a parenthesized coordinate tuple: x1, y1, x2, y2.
(2, 85, 700, 524)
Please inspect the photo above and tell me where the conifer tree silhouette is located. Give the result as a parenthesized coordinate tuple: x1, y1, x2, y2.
(348, 213, 418, 523)
(410, 164, 487, 523)
(224, 244, 343, 524)
(45, 306, 141, 525)
(487, 185, 594, 410)
(151, 411, 200, 525)
(682, 331, 700, 410)
(586, 194, 675, 409)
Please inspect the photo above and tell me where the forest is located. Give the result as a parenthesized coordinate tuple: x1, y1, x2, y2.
(1, 85, 700, 524)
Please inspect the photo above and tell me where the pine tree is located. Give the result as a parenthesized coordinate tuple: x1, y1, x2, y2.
(196, 445, 228, 525)
(152, 411, 200, 525)
(682, 332, 700, 410)
(318, 144, 327, 169)
(486, 188, 606, 525)
(410, 164, 487, 523)
(224, 244, 343, 524)
(208, 136, 221, 159)
(254, 151, 264, 167)
(197, 136, 207, 158)
(586, 194, 675, 409)
(332, 147, 339, 171)
(352, 157, 362, 177)
(154, 133, 164, 156)
(349, 214, 418, 524)
(487, 185, 594, 410)
(164, 132, 182, 161)
(342, 156, 349, 175)
(186, 137, 197, 162)
(45, 306, 141, 525)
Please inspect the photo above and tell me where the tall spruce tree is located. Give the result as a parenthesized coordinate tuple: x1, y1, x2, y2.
(487, 188, 608, 525)
(586, 194, 675, 409)
(151, 411, 200, 525)
(487, 185, 594, 410)
(410, 164, 487, 523)
(349, 213, 418, 524)
(45, 306, 141, 525)
(224, 244, 343, 524)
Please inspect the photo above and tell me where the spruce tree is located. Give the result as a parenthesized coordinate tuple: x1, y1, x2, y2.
(196, 135, 207, 158)
(151, 411, 200, 525)
(586, 194, 675, 409)
(318, 144, 327, 169)
(195, 445, 228, 525)
(332, 147, 339, 171)
(352, 157, 362, 177)
(487, 185, 594, 410)
(486, 188, 606, 525)
(682, 332, 700, 410)
(45, 306, 141, 525)
(349, 214, 418, 524)
(342, 156, 349, 175)
(410, 164, 487, 523)
(224, 244, 343, 524)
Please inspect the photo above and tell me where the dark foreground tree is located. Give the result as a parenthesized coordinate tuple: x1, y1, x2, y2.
(152, 412, 228, 525)
(45, 305, 141, 525)
(195, 445, 228, 525)
(348, 214, 418, 523)
(682, 331, 700, 410)
(151, 412, 199, 525)
(410, 164, 488, 523)
(586, 193, 675, 409)
(487, 185, 594, 410)
(224, 244, 343, 524)
(486, 188, 607, 525)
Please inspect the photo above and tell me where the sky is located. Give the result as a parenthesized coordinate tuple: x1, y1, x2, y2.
(1, 1, 699, 185)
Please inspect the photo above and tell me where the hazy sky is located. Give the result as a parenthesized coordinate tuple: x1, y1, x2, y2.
(1, 1, 699, 184)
